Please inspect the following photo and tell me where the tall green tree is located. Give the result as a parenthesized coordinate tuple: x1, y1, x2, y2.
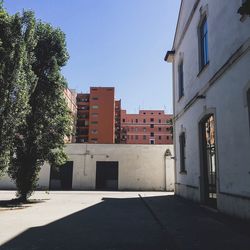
(0, 6, 37, 174)
(8, 21, 71, 201)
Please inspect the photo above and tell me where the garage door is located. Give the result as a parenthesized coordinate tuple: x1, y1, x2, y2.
(96, 161, 118, 190)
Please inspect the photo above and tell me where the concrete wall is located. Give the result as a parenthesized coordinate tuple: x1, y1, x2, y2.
(170, 0, 250, 219)
(0, 162, 51, 190)
(0, 144, 175, 192)
(67, 144, 174, 191)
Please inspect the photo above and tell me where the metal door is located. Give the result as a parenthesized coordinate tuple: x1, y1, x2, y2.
(96, 161, 118, 190)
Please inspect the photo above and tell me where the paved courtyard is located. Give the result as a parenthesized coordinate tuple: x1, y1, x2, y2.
(0, 191, 249, 250)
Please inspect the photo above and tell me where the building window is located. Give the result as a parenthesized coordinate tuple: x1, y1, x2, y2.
(179, 132, 186, 173)
(150, 132, 154, 137)
(150, 124, 154, 128)
(143, 119, 146, 123)
(150, 140, 155, 144)
(143, 135, 146, 140)
(135, 135, 138, 140)
(143, 127, 146, 132)
(91, 121, 98, 124)
(199, 17, 209, 70)
(91, 129, 98, 134)
(122, 119, 125, 122)
(247, 88, 250, 129)
(92, 113, 98, 117)
(159, 136, 161, 140)
(135, 128, 138, 132)
(178, 60, 184, 99)
(135, 119, 138, 123)
(159, 119, 161, 123)
(150, 118, 154, 122)
(92, 97, 98, 100)
(92, 105, 99, 109)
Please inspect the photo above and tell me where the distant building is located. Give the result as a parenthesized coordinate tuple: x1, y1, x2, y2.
(115, 100, 122, 143)
(76, 87, 117, 144)
(166, 0, 250, 219)
(64, 88, 77, 143)
(121, 110, 173, 144)
(76, 93, 90, 143)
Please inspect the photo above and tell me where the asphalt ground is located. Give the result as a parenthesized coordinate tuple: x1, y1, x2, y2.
(0, 191, 249, 250)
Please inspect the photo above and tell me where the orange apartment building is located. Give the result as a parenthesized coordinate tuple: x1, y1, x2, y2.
(75, 87, 173, 145)
(76, 87, 116, 144)
(120, 110, 173, 144)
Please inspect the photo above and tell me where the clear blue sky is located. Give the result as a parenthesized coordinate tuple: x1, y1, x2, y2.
(5, 0, 180, 113)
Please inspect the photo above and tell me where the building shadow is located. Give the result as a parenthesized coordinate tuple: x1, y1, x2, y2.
(1, 194, 250, 250)
(0, 195, 169, 250)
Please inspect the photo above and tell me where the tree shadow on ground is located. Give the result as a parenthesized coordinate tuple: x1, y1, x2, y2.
(0, 199, 48, 210)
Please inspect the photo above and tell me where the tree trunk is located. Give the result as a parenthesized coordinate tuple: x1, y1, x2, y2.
(15, 156, 38, 201)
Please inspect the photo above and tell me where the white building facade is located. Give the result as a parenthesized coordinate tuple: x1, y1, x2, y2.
(166, 0, 250, 219)
(0, 144, 175, 192)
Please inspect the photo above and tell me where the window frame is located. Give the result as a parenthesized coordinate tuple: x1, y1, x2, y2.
(199, 16, 209, 71)
(178, 60, 184, 100)
(247, 88, 250, 130)
(179, 132, 187, 173)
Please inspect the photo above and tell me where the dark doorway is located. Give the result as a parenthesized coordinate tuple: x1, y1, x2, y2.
(96, 161, 118, 190)
(200, 114, 217, 208)
(50, 161, 73, 190)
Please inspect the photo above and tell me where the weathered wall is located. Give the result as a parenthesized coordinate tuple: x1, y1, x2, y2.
(171, 0, 250, 219)
(0, 144, 175, 192)
(67, 144, 174, 191)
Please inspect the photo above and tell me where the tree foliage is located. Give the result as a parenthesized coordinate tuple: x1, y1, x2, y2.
(0, 4, 71, 200)
(0, 6, 37, 174)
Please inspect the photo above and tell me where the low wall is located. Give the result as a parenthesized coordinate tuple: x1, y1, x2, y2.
(0, 144, 175, 191)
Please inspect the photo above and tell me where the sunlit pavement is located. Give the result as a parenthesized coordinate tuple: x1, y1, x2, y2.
(0, 191, 249, 250)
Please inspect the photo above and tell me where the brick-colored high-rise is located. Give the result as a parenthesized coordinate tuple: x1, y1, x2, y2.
(88, 87, 115, 144)
(76, 87, 116, 144)
(76, 87, 173, 145)
(76, 93, 90, 143)
(115, 100, 121, 143)
(121, 110, 173, 144)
